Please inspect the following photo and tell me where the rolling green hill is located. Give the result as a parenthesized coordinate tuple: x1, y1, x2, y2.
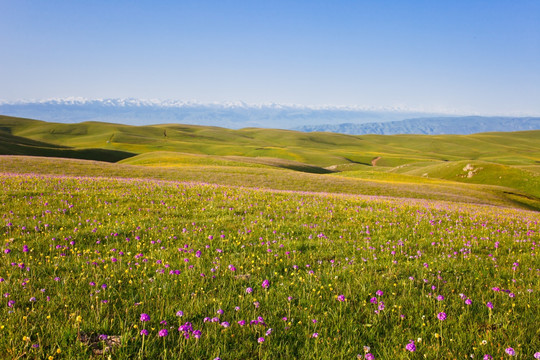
(0, 116, 135, 162)
(1, 115, 539, 210)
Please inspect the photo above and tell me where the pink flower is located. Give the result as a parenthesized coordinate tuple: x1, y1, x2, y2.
(437, 312, 447, 321)
(405, 340, 416, 352)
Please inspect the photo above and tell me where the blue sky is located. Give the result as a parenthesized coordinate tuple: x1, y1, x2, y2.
(1, 0, 539, 115)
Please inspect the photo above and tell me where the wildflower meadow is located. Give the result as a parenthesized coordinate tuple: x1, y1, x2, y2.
(0, 173, 538, 359)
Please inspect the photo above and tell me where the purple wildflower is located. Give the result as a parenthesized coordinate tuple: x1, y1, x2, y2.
(158, 329, 168, 337)
(257, 337, 265, 343)
(437, 312, 447, 321)
(262, 279, 270, 289)
(337, 294, 345, 302)
(140, 329, 148, 336)
(140, 313, 150, 322)
(405, 340, 416, 352)
(505, 348, 515, 356)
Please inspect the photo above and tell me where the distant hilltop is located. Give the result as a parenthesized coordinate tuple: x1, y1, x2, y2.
(296, 116, 540, 135)
(1, 98, 539, 134)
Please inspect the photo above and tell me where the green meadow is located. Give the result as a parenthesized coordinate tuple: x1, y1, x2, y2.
(1, 115, 539, 211)
(0, 116, 539, 359)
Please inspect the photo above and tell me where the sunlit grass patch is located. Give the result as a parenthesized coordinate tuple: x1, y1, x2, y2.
(0, 172, 538, 359)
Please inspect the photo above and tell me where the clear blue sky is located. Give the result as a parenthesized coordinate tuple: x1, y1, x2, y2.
(1, 0, 539, 115)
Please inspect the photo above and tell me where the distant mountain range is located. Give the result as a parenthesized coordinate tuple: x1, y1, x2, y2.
(0, 98, 539, 134)
(296, 116, 540, 135)
(0, 98, 446, 129)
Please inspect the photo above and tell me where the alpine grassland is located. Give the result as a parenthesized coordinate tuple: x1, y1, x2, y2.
(0, 172, 538, 359)
(0, 116, 539, 359)
(2, 116, 540, 213)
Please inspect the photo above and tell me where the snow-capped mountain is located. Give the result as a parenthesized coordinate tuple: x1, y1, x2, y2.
(0, 98, 446, 129)
(1, 98, 538, 134)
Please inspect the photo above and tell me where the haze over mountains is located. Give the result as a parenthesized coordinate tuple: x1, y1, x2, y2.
(1, 98, 539, 135)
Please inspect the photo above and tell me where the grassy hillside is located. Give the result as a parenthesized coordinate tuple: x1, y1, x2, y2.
(1, 115, 539, 210)
(0, 116, 135, 162)
(3, 116, 539, 167)
(399, 160, 540, 197)
(1, 155, 539, 212)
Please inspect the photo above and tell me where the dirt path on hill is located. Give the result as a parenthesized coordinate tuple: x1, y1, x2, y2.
(371, 156, 381, 166)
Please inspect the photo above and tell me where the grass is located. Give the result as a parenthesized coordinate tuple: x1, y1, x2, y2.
(1, 115, 539, 358)
(0, 172, 538, 359)
(1, 155, 538, 211)
(120, 152, 333, 174)
(0, 117, 135, 162)
(400, 160, 540, 198)
(3, 116, 540, 168)
(1, 115, 540, 211)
